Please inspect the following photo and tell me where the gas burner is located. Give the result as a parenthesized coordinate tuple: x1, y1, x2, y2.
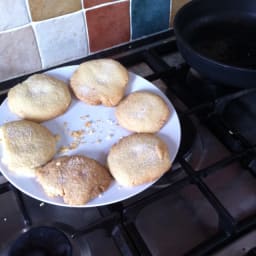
(177, 114, 197, 159)
(163, 91, 199, 166)
(8, 226, 72, 256)
(186, 68, 238, 102)
(223, 90, 256, 144)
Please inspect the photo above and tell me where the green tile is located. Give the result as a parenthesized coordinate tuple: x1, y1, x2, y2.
(132, 0, 171, 39)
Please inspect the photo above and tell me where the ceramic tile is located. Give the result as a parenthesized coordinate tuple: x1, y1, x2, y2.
(0, 26, 41, 82)
(131, 0, 171, 39)
(84, 0, 116, 8)
(28, 0, 82, 21)
(170, 0, 190, 26)
(0, 0, 30, 32)
(86, 1, 130, 52)
(34, 12, 88, 68)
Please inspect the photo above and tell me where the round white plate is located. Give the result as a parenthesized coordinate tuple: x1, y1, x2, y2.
(0, 65, 181, 207)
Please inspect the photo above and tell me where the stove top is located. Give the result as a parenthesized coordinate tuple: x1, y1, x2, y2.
(0, 30, 255, 256)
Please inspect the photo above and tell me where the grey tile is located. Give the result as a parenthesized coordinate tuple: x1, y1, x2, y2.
(0, 26, 42, 82)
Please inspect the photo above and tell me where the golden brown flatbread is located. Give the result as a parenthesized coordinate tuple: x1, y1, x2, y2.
(36, 155, 113, 205)
(8, 74, 71, 122)
(107, 133, 171, 187)
(0, 120, 57, 176)
(116, 91, 170, 133)
(70, 59, 129, 107)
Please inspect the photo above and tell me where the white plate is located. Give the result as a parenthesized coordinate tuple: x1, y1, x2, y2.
(0, 66, 181, 207)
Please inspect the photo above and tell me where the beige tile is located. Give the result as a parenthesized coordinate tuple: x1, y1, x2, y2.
(34, 12, 88, 68)
(0, 0, 30, 31)
(170, 0, 190, 26)
(0, 26, 42, 82)
(28, 0, 82, 21)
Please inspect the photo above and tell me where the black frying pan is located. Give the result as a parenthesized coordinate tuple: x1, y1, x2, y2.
(174, 0, 256, 88)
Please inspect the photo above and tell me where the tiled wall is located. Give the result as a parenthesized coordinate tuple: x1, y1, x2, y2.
(0, 0, 190, 83)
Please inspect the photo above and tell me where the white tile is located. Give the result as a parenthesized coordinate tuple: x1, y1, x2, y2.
(34, 12, 88, 68)
(0, 0, 30, 31)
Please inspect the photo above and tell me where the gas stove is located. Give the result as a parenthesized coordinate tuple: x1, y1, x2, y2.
(0, 30, 255, 256)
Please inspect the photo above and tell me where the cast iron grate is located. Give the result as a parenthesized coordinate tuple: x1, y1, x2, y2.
(0, 30, 255, 256)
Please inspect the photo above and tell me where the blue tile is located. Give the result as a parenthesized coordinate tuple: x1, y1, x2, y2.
(132, 0, 171, 39)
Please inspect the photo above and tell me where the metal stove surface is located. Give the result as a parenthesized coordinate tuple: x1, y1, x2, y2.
(0, 31, 255, 256)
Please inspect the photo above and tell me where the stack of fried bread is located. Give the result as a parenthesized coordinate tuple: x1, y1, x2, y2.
(0, 58, 173, 205)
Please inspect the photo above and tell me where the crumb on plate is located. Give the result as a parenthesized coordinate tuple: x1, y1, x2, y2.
(71, 130, 85, 138)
